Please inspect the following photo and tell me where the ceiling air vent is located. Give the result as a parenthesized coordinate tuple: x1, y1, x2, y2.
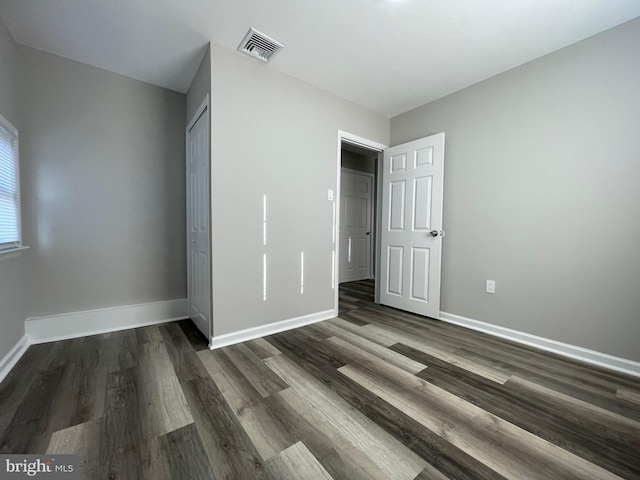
(237, 28, 285, 64)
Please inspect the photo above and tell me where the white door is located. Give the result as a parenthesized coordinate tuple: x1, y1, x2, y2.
(187, 105, 211, 339)
(340, 170, 373, 283)
(379, 133, 445, 318)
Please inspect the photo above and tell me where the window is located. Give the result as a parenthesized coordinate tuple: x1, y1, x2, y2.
(0, 113, 21, 252)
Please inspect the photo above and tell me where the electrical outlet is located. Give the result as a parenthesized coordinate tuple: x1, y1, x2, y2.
(486, 280, 496, 294)
(328, 189, 334, 201)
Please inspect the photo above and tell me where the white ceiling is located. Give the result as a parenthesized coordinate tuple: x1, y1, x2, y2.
(1, 0, 639, 118)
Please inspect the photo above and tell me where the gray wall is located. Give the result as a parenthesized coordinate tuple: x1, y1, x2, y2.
(18, 46, 187, 318)
(0, 16, 28, 361)
(0, 17, 17, 121)
(186, 44, 211, 123)
(210, 44, 389, 337)
(391, 17, 640, 362)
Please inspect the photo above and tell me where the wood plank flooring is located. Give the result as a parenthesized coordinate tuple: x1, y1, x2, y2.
(1, 280, 639, 479)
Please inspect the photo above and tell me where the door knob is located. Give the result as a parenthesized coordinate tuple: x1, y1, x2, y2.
(365, 232, 371, 235)
(429, 230, 445, 237)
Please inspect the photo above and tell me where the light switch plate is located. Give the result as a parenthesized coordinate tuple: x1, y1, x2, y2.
(486, 280, 496, 294)
(328, 189, 334, 201)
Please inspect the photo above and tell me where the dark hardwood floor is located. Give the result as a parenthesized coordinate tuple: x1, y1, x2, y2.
(1, 280, 639, 479)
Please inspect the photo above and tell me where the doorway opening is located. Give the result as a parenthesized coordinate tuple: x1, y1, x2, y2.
(336, 131, 387, 313)
(339, 143, 378, 283)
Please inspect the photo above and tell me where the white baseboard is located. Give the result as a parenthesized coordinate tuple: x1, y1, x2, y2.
(210, 309, 336, 350)
(26, 299, 189, 344)
(439, 311, 640, 378)
(0, 334, 30, 384)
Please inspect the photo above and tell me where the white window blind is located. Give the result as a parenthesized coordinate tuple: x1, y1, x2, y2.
(0, 114, 20, 250)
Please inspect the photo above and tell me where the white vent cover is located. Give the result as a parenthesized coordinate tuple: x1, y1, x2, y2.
(237, 28, 285, 63)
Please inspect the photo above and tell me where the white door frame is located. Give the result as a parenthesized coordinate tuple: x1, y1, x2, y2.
(186, 95, 213, 344)
(335, 131, 388, 315)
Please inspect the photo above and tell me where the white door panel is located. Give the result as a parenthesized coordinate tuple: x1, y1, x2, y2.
(340, 170, 373, 283)
(387, 246, 404, 295)
(379, 133, 445, 318)
(187, 106, 211, 339)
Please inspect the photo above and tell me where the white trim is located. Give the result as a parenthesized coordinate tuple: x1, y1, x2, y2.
(336, 131, 388, 314)
(373, 150, 383, 302)
(209, 309, 335, 350)
(25, 299, 189, 344)
(339, 130, 387, 152)
(0, 334, 29, 384)
(0, 245, 30, 262)
(439, 311, 640, 378)
(0, 112, 22, 249)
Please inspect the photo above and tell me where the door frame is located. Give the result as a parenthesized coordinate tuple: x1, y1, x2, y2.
(340, 167, 375, 283)
(335, 131, 388, 314)
(186, 94, 213, 344)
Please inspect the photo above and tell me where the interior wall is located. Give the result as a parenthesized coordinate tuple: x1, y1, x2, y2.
(210, 44, 389, 337)
(390, 17, 640, 362)
(0, 16, 28, 361)
(186, 43, 211, 122)
(18, 46, 188, 318)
